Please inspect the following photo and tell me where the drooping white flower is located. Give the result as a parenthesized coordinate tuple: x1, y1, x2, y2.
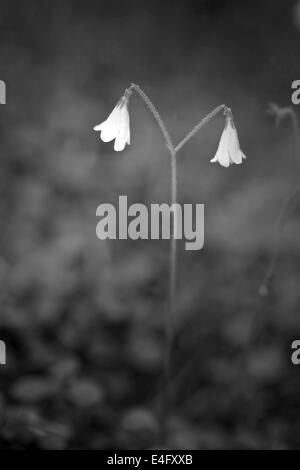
(94, 96, 130, 151)
(211, 112, 246, 167)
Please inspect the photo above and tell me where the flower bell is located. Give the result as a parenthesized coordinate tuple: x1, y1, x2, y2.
(211, 109, 246, 167)
(94, 95, 130, 151)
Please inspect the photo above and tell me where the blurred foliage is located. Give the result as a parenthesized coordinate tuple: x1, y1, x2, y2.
(0, 0, 300, 450)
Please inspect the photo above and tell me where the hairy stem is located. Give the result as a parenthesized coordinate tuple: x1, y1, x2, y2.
(129, 83, 174, 151)
(175, 104, 227, 153)
(126, 83, 230, 439)
(128, 83, 176, 434)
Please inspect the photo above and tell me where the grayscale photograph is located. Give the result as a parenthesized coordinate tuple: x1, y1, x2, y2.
(0, 0, 300, 455)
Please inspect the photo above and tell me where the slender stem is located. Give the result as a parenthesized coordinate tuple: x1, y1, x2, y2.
(260, 108, 300, 293)
(290, 108, 300, 168)
(129, 83, 174, 152)
(260, 183, 299, 291)
(175, 104, 227, 153)
(128, 83, 176, 435)
(125, 83, 229, 439)
(164, 150, 177, 413)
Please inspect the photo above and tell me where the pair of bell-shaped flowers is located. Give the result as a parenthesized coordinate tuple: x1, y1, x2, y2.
(94, 94, 246, 167)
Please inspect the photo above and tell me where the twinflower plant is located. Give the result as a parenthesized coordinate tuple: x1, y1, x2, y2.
(94, 83, 246, 435)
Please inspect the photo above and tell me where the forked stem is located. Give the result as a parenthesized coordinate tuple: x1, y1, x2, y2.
(127, 83, 228, 439)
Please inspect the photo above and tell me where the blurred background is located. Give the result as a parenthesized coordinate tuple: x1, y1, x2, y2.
(1, 0, 300, 450)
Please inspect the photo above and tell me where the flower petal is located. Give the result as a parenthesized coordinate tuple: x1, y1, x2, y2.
(230, 148, 243, 164)
(114, 136, 126, 151)
(212, 128, 230, 167)
(125, 113, 130, 145)
(113, 104, 130, 151)
(93, 122, 105, 131)
(218, 150, 231, 167)
(94, 100, 123, 140)
(100, 124, 118, 142)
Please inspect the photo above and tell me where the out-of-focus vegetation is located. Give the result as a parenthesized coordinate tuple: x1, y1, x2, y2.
(1, 0, 300, 449)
